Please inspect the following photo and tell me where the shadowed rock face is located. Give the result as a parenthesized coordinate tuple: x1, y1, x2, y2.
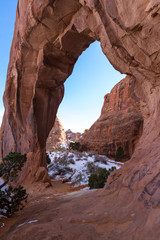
(80, 76, 143, 160)
(1, 1, 160, 236)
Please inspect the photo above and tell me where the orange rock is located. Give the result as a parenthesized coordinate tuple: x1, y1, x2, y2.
(80, 76, 143, 161)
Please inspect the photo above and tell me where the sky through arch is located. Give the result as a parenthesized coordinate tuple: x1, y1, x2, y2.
(57, 41, 125, 133)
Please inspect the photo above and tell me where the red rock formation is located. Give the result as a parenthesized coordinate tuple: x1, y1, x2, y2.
(66, 129, 82, 142)
(80, 76, 143, 160)
(46, 117, 66, 151)
(1, 1, 160, 237)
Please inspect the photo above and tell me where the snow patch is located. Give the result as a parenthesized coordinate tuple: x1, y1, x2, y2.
(1, 223, 5, 228)
(0, 178, 8, 219)
(17, 220, 38, 228)
(48, 151, 123, 187)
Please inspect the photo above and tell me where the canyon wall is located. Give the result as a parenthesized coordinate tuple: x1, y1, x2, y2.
(81, 75, 143, 160)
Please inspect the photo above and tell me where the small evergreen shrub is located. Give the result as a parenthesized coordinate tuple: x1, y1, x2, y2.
(59, 157, 68, 166)
(87, 162, 101, 174)
(0, 152, 28, 218)
(88, 151, 97, 157)
(69, 142, 80, 151)
(67, 154, 74, 159)
(94, 155, 107, 164)
(57, 167, 73, 176)
(68, 158, 75, 165)
(0, 185, 27, 217)
(51, 146, 67, 152)
(88, 167, 116, 189)
(72, 172, 84, 186)
(46, 153, 51, 165)
(115, 146, 124, 162)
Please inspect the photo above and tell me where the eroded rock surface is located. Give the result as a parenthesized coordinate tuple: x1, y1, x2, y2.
(1, 0, 160, 238)
(81, 76, 143, 160)
(46, 117, 66, 151)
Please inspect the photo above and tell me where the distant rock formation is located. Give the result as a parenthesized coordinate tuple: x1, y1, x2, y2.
(46, 125, 82, 151)
(65, 129, 82, 142)
(80, 76, 143, 161)
(46, 117, 66, 151)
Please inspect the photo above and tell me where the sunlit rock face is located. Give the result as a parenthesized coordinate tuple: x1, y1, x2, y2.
(1, 1, 160, 237)
(46, 117, 66, 151)
(80, 76, 143, 160)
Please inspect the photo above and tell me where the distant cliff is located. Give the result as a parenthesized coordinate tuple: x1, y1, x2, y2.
(80, 76, 143, 161)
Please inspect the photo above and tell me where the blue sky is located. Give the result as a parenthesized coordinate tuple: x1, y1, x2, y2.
(0, 0, 18, 124)
(0, 1, 125, 132)
(58, 41, 125, 132)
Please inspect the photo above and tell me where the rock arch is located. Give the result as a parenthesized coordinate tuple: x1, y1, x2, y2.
(1, 0, 160, 188)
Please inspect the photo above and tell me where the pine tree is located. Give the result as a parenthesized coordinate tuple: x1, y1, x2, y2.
(0, 152, 28, 217)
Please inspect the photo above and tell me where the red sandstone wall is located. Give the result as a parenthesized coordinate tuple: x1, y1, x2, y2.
(80, 76, 143, 160)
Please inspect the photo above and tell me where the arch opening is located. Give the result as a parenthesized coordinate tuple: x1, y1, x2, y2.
(46, 41, 143, 161)
(2, 0, 155, 183)
(57, 41, 126, 133)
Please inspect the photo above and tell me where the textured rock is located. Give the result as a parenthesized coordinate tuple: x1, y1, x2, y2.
(1, 0, 160, 238)
(80, 76, 143, 160)
(46, 117, 66, 151)
(0, 115, 15, 160)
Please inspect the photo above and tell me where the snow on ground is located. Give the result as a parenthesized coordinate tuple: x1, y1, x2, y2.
(0, 178, 4, 188)
(0, 178, 7, 220)
(0, 178, 7, 191)
(48, 150, 123, 186)
(17, 220, 39, 228)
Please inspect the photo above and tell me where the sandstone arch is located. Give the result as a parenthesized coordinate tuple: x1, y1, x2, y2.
(1, 0, 160, 193)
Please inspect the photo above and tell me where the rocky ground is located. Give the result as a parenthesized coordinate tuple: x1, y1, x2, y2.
(0, 150, 122, 239)
(0, 180, 89, 238)
(1, 148, 160, 239)
(1, 174, 158, 240)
